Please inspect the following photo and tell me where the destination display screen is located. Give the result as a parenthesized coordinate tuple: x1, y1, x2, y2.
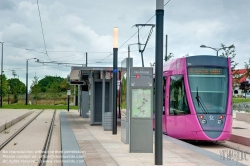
(188, 68, 223, 75)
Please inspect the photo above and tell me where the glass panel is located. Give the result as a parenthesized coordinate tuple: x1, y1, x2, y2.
(169, 75, 190, 115)
(188, 67, 228, 114)
(132, 89, 152, 118)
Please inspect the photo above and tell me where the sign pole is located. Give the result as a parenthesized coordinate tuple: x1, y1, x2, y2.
(67, 88, 71, 112)
(155, 0, 164, 165)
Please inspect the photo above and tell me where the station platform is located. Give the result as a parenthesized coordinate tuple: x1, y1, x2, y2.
(230, 111, 250, 146)
(0, 109, 249, 165)
(63, 110, 247, 166)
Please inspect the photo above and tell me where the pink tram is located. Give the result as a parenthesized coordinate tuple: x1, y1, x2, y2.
(153, 55, 233, 141)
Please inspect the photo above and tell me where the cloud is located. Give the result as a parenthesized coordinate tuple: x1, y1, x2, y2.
(0, 0, 16, 11)
(0, 0, 249, 87)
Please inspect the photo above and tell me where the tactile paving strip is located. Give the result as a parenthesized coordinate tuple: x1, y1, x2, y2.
(67, 113, 118, 166)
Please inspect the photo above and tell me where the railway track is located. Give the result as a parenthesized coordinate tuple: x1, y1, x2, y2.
(0, 110, 58, 166)
(186, 140, 250, 165)
(39, 110, 56, 166)
(0, 110, 44, 150)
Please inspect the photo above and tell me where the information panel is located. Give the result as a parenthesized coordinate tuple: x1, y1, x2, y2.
(188, 68, 223, 75)
(132, 89, 151, 118)
(129, 67, 153, 153)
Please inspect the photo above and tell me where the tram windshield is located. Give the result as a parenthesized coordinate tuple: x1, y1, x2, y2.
(188, 67, 228, 114)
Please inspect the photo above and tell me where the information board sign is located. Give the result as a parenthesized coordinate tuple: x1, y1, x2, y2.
(129, 67, 153, 153)
(67, 90, 71, 96)
(132, 89, 151, 118)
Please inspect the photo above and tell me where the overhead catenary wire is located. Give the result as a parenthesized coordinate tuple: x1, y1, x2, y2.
(3, 43, 111, 54)
(37, 0, 51, 61)
(118, 0, 171, 49)
(4, 1, 171, 68)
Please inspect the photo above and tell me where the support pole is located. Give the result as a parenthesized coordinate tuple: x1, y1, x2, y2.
(141, 52, 144, 67)
(26, 60, 28, 105)
(112, 27, 118, 135)
(0, 42, 3, 107)
(86, 52, 88, 67)
(113, 48, 118, 135)
(165, 35, 168, 60)
(68, 95, 70, 112)
(155, 0, 164, 165)
(102, 71, 105, 125)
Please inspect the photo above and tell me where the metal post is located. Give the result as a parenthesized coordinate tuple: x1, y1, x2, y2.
(155, 0, 164, 165)
(86, 52, 88, 67)
(118, 71, 121, 118)
(165, 35, 168, 60)
(113, 48, 118, 134)
(75, 85, 78, 106)
(26, 60, 28, 105)
(79, 85, 82, 116)
(141, 52, 144, 67)
(216, 50, 218, 57)
(102, 71, 105, 125)
(0, 42, 3, 107)
(112, 27, 118, 135)
(128, 45, 130, 58)
(68, 95, 70, 112)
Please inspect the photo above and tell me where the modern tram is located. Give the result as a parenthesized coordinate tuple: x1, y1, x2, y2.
(153, 55, 233, 141)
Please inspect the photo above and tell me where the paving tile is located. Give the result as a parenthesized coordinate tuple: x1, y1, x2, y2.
(66, 110, 233, 166)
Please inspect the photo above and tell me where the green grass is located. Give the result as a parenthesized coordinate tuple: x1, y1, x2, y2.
(0, 104, 78, 110)
(1, 98, 249, 109)
(233, 98, 250, 104)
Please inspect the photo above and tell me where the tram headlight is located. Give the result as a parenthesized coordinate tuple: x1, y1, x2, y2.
(201, 119, 207, 124)
(218, 119, 223, 124)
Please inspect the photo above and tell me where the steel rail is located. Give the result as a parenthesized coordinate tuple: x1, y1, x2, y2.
(0, 110, 44, 150)
(38, 110, 56, 166)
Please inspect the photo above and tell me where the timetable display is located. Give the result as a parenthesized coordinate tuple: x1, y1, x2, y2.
(188, 68, 223, 75)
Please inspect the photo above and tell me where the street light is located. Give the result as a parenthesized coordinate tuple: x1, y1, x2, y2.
(200, 44, 234, 56)
(0, 42, 3, 107)
(8, 86, 10, 105)
(113, 27, 118, 135)
(26, 58, 37, 105)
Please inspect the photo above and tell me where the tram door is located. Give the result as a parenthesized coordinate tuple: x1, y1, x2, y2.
(167, 75, 189, 137)
(162, 76, 167, 133)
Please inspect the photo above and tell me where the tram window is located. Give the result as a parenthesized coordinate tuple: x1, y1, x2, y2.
(163, 77, 166, 106)
(163, 77, 166, 115)
(169, 75, 190, 115)
(153, 78, 155, 113)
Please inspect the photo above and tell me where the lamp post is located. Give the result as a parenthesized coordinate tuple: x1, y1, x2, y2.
(200, 44, 234, 56)
(0, 42, 3, 107)
(8, 86, 10, 105)
(112, 27, 118, 135)
(155, 0, 164, 165)
(26, 58, 37, 105)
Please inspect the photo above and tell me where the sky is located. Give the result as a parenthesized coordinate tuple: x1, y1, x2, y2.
(0, 0, 249, 88)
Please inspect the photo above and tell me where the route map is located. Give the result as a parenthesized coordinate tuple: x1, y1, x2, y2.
(132, 89, 151, 118)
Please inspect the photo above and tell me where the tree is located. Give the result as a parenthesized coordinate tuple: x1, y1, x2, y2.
(244, 58, 250, 80)
(0, 74, 8, 98)
(220, 44, 238, 70)
(149, 62, 155, 67)
(220, 44, 241, 89)
(37, 76, 64, 93)
(60, 79, 68, 92)
(8, 78, 26, 103)
(48, 81, 60, 105)
(164, 53, 174, 62)
(121, 76, 126, 104)
(30, 75, 40, 104)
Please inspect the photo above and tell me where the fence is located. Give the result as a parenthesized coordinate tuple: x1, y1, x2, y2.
(2, 92, 74, 105)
